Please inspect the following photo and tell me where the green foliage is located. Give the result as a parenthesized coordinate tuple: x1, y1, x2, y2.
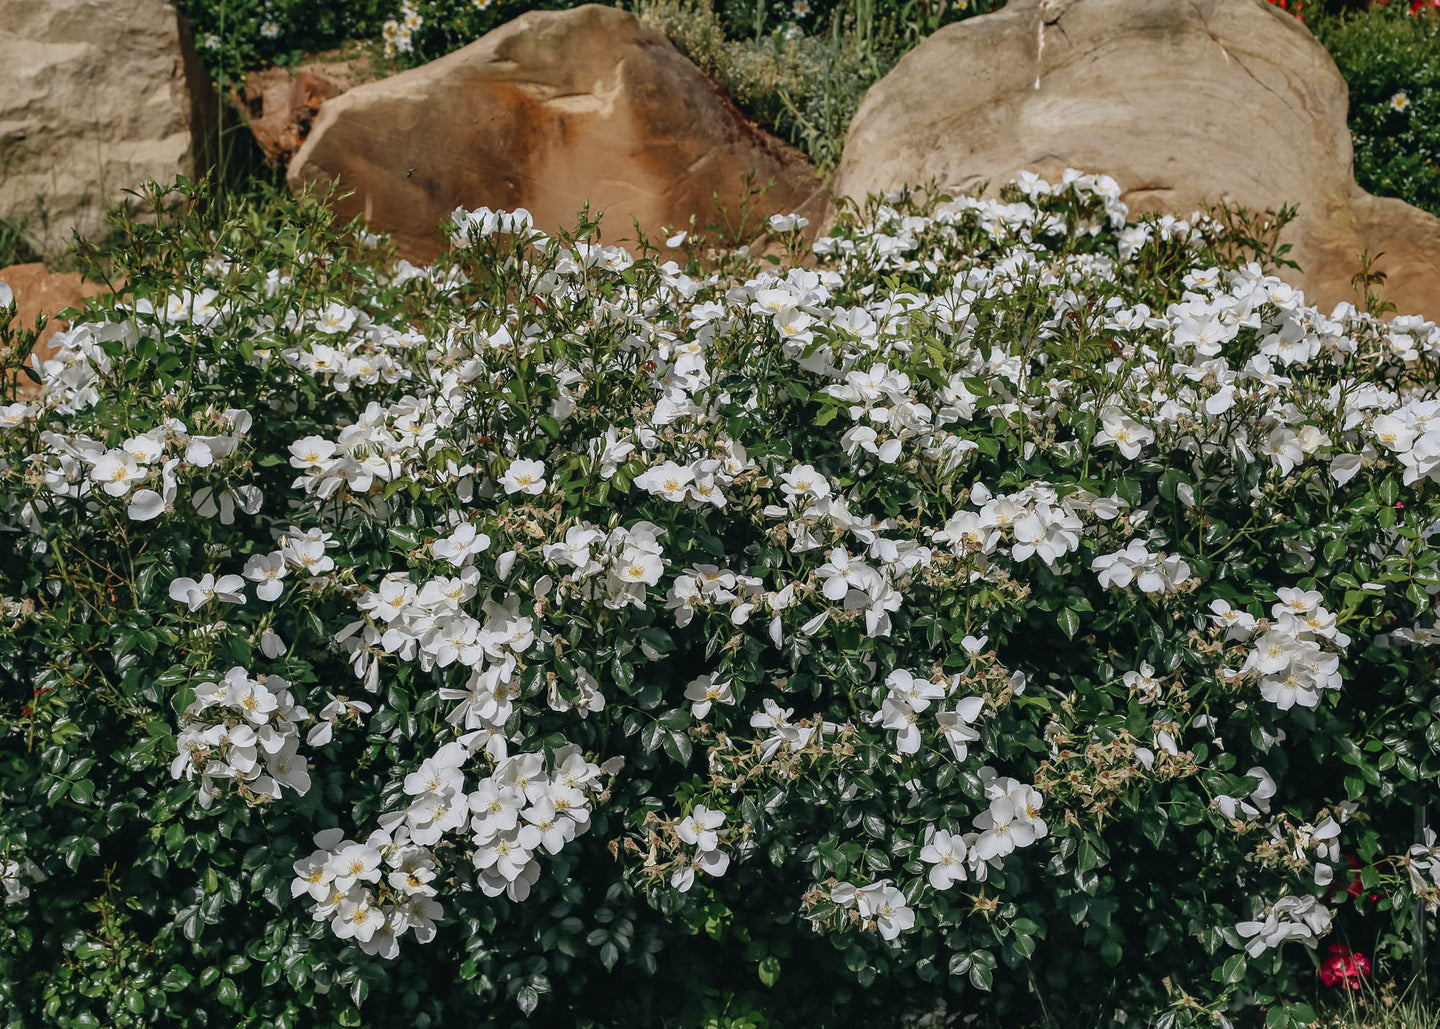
(372, 0, 613, 68)
(1309, 6, 1440, 217)
(0, 218, 42, 270)
(4, 171, 1440, 1029)
(176, 0, 391, 85)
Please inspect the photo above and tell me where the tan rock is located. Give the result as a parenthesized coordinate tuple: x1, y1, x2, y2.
(0, 0, 215, 258)
(235, 54, 378, 167)
(236, 68, 349, 167)
(832, 0, 1440, 321)
(1, 262, 111, 393)
(288, 4, 825, 262)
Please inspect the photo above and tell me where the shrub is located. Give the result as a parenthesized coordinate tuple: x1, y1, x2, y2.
(636, 0, 897, 170)
(3, 173, 1440, 1028)
(176, 0, 392, 85)
(1308, 5, 1440, 217)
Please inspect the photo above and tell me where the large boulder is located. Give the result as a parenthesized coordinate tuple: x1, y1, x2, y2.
(832, 0, 1440, 320)
(288, 5, 825, 261)
(0, 0, 215, 257)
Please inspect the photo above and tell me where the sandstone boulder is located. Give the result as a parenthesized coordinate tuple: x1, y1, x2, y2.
(288, 5, 825, 261)
(832, 0, 1440, 321)
(235, 56, 376, 167)
(0, 0, 215, 258)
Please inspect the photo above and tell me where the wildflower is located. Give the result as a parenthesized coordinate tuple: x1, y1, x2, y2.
(1093, 408, 1155, 459)
(243, 552, 288, 602)
(432, 523, 491, 567)
(920, 828, 969, 889)
(635, 461, 693, 502)
(168, 573, 246, 612)
(838, 880, 914, 941)
(1390, 92, 1411, 113)
(684, 674, 735, 719)
(500, 458, 547, 495)
(90, 450, 144, 496)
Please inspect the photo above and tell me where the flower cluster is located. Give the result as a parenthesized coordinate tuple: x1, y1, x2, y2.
(381, 0, 423, 55)
(11, 408, 257, 524)
(1234, 893, 1332, 957)
(171, 667, 313, 808)
(1091, 538, 1193, 596)
(870, 665, 986, 759)
(830, 879, 915, 941)
(466, 745, 611, 902)
(670, 804, 730, 892)
(291, 826, 441, 959)
(1225, 588, 1350, 711)
(292, 742, 611, 956)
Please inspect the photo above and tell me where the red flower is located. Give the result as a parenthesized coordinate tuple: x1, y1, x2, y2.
(1319, 944, 1372, 990)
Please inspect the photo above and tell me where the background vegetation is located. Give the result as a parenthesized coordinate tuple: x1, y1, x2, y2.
(166, 0, 1440, 216)
(2, 0, 1434, 272)
(1307, 3, 1440, 218)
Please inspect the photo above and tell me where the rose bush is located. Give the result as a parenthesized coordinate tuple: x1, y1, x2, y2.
(2, 173, 1440, 1028)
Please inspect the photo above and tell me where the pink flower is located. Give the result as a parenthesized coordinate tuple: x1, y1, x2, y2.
(1318, 944, 1372, 990)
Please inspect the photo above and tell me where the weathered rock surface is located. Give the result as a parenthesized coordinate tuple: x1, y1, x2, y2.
(0, 0, 214, 257)
(1, 262, 110, 391)
(833, 0, 1440, 321)
(236, 56, 376, 167)
(288, 4, 825, 261)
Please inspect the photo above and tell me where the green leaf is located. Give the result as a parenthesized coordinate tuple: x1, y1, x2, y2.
(1158, 467, 1186, 502)
(1100, 937, 1122, 966)
(1216, 953, 1246, 985)
(757, 955, 782, 987)
(968, 962, 993, 991)
(660, 730, 692, 764)
(388, 526, 419, 550)
(517, 986, 539, 1015)
(1057, 608, 1081, 640)
(657, 708, 690, 730)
